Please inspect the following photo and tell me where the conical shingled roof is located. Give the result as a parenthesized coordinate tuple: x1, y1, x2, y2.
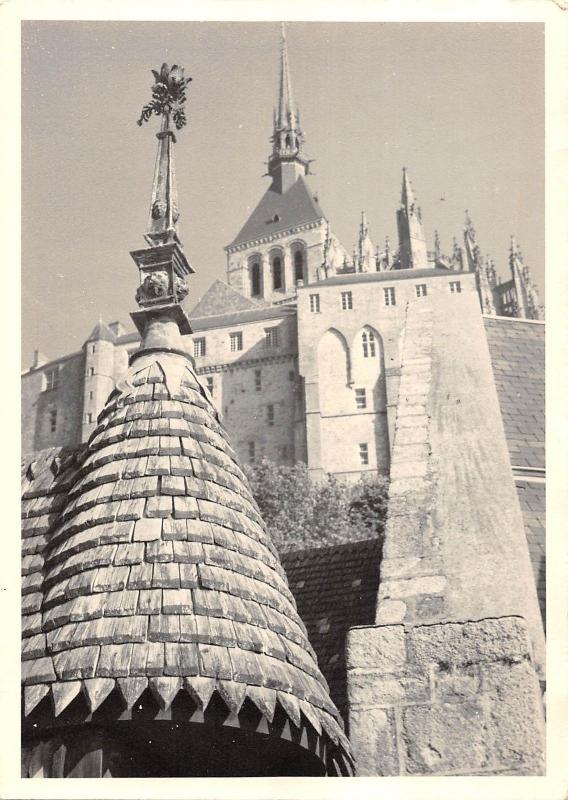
(22, 348, 353, 773)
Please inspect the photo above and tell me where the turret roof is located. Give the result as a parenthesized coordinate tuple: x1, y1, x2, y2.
(21, 347, 352, 771)
(85, 319, 116, 344)
(228, 176, 325, 249)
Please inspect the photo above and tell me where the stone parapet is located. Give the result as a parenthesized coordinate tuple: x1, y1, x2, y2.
(346, 617, 545, 776)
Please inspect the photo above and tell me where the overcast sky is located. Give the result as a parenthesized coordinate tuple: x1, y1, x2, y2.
(21, 21, 544, 368)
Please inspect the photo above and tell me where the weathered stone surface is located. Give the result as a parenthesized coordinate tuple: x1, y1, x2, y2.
(402, 701, 488, 774)
(434, 664, 481, 702)
(408, 617, 531, 670)
(348, 707, 399, 776)
(348, 672, 429, 707)
(346, 625, 406, 672)
(375, 600, 407, 625)
(482, 661, 545, 771)
(389, 460, 428, 480)
(379, 575, 446, 601)
(390, 442, 430, 461)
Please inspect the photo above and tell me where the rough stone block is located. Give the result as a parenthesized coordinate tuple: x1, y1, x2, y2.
(408, 617, 531, 671)
(389, 476, 430, 496)
(379, 574, 446, 600)
(402, 701, 488, 774)
(375, 600, 407, 625)
(390, 460, 428, 480)
(482, 661, 545, 772)
(391, 442, 430, 461)
(395, 426, 428, 445)
(434, 664, 481, 702)
(346, 625, 406, 672)
(348, 707, 399, 776)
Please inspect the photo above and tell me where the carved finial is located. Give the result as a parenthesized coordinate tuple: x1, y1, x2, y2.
(137, 63, 192, 131)
(138, 64, 192, 249)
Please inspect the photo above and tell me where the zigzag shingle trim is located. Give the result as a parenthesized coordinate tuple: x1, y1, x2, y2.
(21, 349, 352, 766)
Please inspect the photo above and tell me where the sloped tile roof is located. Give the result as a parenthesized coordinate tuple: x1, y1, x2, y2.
(189, 280, 259, 319)
(515, 480, 546, 628)
(86, 320, 117, 343)
(282, 538, 381, 721)
(21, 348, 352, 768)
(228, 176, 325, 249)
(484, 317, 545, 470)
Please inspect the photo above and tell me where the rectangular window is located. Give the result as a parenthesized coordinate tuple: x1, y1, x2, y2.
(248, 441, 255, 463)
(288, 370, 295, 382)
(359, 443, 369, 466)
(206, 376, 214, 394)
(49, 408, 57, 433)
(230, 332, 243, 352)
(449, 280, 462, 294)
(255, 369, 262, 392)
(88, 367, 95, 377)
(341, 291, 353, 310)
(85, 412, 93, 424)
(45, 367, 59, 392)
(194, 337, 206, 358)
(91, 345, 96, 354)
(309, 294, 320, 313)
(265, 327, 279, 348)
(89, 391, 93, 400)
(416, 284, 427, 298)
(267, 403, 274, 426)
(355, 388, 367, 409)
(384, 287, 396, 306)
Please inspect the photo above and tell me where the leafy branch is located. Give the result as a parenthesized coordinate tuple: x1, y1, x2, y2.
(137, 63, 192, 130)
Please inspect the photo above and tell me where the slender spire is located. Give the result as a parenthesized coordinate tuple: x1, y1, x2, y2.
(395, 167, 428, 269)
(268, 23, 309, 193)
(131, 64, 194, 345)
(463, 211, 496, 315)
(509, 236, 544, 320)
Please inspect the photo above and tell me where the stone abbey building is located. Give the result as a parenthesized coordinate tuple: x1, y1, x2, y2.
(22, 29, 545, 777)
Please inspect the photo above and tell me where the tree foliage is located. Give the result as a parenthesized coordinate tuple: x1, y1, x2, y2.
(244, 459, 389, 553)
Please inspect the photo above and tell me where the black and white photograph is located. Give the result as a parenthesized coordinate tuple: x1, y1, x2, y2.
(5, 0, 567, 794)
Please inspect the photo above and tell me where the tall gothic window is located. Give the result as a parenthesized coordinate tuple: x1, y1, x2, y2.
(294, 250, 304, 285)
(251, 262, 261, 297)
(272, 256, 283, 290)
(362, 330, 376, 358)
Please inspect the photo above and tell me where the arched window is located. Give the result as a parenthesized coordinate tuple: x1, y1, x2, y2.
(362, 330, 377, 358)
(294, 250, 304, 285)
(251, 262, 261, 297)
(272, 256, 283, 290)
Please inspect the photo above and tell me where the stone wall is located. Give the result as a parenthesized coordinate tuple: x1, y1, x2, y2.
(346, 289, 545, 776)
(347, 617, 545, 775)
(21, 351, 84, 458)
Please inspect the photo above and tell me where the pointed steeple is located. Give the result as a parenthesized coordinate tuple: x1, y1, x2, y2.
(463, 211, 496, 315)
(268, 23, 310, 194)
(395, 167, 428, 269)
(509, 236, 544, 320)
(357, 211, 375, 272)
(131, 64, 195, 345)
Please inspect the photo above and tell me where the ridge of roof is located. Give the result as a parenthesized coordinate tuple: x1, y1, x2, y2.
(228, 176, 325, 250)
(21, 347, 352, 770)
(189, 279, 259, 319)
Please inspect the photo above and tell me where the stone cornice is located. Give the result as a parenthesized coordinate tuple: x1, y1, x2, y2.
(195, 352, 296, 375)
(225, 218, 325, 255)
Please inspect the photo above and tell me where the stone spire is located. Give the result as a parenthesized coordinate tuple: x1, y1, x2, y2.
(131, 64, 195, 347)
(268, 23, 310, 194)
(509, 236, 544, 320)
(356, 211, 376, 272)
(463, 211, 496, 315)
(395, 168, 428, 269)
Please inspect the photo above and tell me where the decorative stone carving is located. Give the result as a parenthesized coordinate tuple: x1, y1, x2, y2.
(173, 275, 189, 301)
(135, 271, 170, 304)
